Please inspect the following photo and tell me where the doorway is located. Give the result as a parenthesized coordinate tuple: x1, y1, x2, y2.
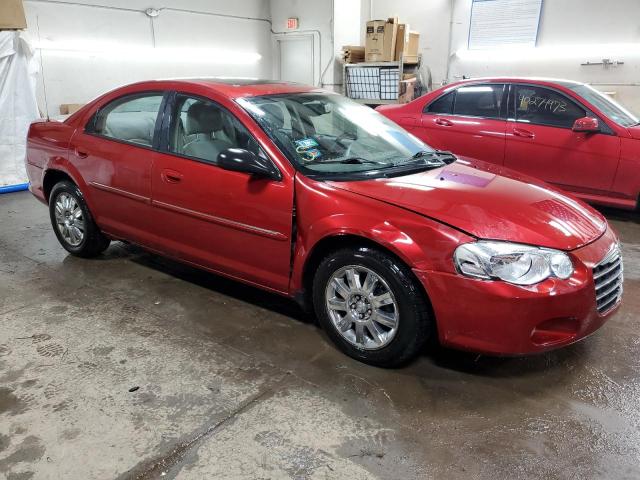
(277, 35, 315, 85)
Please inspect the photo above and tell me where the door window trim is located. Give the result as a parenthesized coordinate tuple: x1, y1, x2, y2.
(84, 90, 170, 151)
(423, 83, 508, 120)
(507, 83, 614, 135)
(157, 90, 283, 181)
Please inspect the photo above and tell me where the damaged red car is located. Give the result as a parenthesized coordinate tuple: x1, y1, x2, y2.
(25, 79, 623, 367)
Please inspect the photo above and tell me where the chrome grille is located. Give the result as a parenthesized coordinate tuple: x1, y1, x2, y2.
(592, 245, 623, 315)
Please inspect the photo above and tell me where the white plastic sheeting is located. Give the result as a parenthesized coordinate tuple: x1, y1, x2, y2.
(0, 31, 39, 187)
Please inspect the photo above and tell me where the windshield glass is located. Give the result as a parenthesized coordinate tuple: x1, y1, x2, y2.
(237, 93, 447, 179)
(568, 84, 639, 127)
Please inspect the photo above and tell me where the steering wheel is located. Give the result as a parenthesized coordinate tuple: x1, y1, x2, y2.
(333, 132, 357, 148)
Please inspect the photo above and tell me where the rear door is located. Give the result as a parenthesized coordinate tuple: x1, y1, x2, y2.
(504, 84, 620, 194)
(417, 83, 508, 164)
(150, 92, 294, 292)
(70, 92, 166, 244)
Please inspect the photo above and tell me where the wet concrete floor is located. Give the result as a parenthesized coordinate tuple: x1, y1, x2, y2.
(1, 190, 639, 479)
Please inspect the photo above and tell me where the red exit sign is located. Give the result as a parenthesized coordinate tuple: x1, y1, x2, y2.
(287, 17, 299, 30)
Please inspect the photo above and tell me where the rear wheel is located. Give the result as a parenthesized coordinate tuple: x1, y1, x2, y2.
(49, 181, 110, 257)
(313, 246, 431, 367)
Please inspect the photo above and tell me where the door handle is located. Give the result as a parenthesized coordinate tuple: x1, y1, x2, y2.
(435, 117, 453, 127)
(74, 148, 89, 159)
(161, 169, 183, 184)
(513, 127, 535, 139)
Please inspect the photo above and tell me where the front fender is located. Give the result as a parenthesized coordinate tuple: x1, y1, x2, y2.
(289, 176, 473, 293)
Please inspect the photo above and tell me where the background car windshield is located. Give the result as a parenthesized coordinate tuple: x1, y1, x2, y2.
(568, 84, 639, 127)
(238, 93, 434, 174)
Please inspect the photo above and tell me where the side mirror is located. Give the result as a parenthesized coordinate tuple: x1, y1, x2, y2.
(572, 117, 600, 133)
(217, 148, 280, 180)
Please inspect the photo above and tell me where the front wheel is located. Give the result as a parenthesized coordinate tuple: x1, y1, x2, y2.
(49, 181, 110, 257)
(312, 247, 432, 367)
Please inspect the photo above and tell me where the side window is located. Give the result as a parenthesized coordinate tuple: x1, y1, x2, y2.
(425, 91, 454, 114)
(169, 95, 265, 164)
(453, 84, 504, 118)
(89, 93, 164, 147)
(515, 85, 586, 128)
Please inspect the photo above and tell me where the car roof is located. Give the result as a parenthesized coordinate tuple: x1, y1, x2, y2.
(125, 77, 322, 98)
(444, 77, 584, 88)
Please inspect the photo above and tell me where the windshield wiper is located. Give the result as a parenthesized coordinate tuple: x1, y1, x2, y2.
(411, 150, 457, 164)
(306, 156, 387, 166)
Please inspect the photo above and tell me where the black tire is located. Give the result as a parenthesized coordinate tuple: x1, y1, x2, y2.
(312, 246, 432, 367)
(49, 181, 110, 258)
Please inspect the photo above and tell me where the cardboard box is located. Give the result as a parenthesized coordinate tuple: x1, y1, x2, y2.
(403, 31, 420, 64)
(381, 17, 398, 62)
(0, 0, 27, 30)
(59, 104, 85, 115)
(399, 78, 417, 104)
(394, 24, 407, 61)
(341, 45, 365, 64)
(365, 20, 385, 62)
(365, 18, 398, 62)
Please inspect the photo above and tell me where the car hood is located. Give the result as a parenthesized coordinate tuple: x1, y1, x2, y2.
(327, 159, 607, 251)
(626, 125, 640, 140)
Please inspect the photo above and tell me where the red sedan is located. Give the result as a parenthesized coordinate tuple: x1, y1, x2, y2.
(378, 78, 640, 210)
(25, 79, 622, 366)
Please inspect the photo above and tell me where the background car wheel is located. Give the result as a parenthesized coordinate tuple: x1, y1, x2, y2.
(49, 181, 110, 258)
(312, 246, 432, 367)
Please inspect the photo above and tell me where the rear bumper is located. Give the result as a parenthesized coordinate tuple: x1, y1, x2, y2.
(25, 163, 47, 204)
(416, 228, 621, 355)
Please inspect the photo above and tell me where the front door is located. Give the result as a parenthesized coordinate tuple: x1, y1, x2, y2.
(504, 84, 621, 195)
(150, 93, 294, 292)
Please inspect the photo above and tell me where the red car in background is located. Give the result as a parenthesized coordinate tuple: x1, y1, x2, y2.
(378, 78, 640, 210)
(25, 79, 622, 367)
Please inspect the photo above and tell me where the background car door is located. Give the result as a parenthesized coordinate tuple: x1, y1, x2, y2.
(150, 93, 294, 292)
(504, 84, 621, 195)
(70, 92, 165, 244)
(418, 83, 508, 164)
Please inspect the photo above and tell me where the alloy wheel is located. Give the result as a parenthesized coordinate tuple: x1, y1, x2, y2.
(54, 192, 85, 247)
(325, 265, 399, 350)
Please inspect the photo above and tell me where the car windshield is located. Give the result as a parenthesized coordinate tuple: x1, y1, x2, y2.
(237, 92, 451, 179)
(568, 84, 639, 127)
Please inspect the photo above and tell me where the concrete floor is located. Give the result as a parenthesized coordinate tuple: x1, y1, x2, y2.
(0, 190, 639, 480)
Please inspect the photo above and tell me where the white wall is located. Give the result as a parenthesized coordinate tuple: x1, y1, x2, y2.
(449, 0, 640, 111)
(22, 0, 640, 114)
(24, 0, 273, 116)
(332, 0, 362, 90)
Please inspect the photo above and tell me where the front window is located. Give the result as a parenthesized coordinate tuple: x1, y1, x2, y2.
(514, 85, 586, 129)
(168, 94, 265, 165)
(567, 84, 639, 128)
(238, 93, 451, 179)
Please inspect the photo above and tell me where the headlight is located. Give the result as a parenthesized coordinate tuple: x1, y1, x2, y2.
(454, 241, 574, 285)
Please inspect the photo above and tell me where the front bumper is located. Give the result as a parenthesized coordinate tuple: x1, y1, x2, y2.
(416, 228, 621, 355)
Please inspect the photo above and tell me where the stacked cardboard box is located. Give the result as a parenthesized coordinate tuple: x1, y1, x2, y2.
(364, 17, 419, 63)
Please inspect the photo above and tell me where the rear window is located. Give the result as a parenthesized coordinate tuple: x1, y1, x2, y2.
(88, 93, 164, 147)
(425, 91, 454, 114)
(424, 84, 505, 119)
